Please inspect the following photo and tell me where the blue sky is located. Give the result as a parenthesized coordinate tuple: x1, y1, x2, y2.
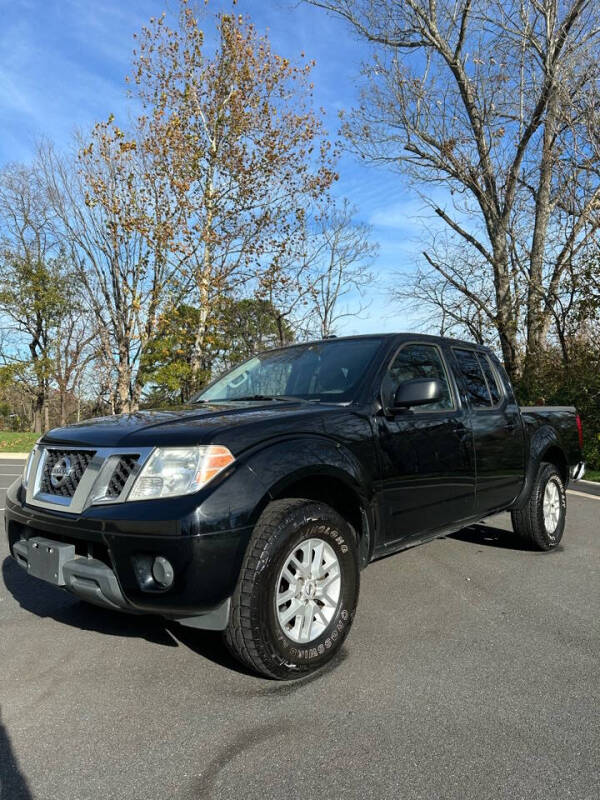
(0, 0, 437, 335)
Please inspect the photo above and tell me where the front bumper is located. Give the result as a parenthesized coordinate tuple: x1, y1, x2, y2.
(4, 479, 253, 630)
(13, 536, 137, 612)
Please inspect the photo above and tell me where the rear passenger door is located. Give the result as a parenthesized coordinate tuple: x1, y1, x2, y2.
(375, 342, 476, 545)
(451, 348, 525, 515)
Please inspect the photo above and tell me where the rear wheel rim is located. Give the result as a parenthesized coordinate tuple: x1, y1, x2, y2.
(543, 478, 561, 535)
(275, 537, 341, 644)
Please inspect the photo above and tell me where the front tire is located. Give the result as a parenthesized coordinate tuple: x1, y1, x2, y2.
(511, 463, 566, 550)
(224, 498, 360, 679)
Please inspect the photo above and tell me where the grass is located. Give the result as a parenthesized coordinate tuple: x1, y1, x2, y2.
(0, 431, 38, 453)
(585, 470, 600, 482)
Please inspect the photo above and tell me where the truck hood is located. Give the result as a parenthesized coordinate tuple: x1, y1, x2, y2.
(40, 401, 334, 451)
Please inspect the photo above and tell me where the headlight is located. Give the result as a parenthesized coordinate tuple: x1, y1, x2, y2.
(127, 445, 235, 501)
(22, 444, 39, 489)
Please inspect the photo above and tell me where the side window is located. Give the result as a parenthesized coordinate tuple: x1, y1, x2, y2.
(383, 343, 453, 411)
(477, 354, 502, 405)
(491, 358, 516, 402)
(453, 348, 491, 408)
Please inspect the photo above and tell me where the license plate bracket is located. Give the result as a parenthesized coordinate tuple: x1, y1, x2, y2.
(26, 538, 76, 586)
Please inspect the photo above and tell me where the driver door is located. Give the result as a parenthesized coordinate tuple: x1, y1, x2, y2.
(374, 342, 476, 545)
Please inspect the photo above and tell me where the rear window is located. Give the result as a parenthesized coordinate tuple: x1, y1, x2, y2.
(477, 354, 502, 405)
(453, 348, 492, 408)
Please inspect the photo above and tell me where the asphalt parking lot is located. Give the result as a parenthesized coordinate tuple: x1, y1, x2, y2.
(1, 456, 599, 800)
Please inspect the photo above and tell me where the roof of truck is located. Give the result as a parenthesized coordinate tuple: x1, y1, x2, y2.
(296, 332, 493, 351)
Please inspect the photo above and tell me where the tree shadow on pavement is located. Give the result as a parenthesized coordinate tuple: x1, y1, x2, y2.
(0, 712, 33, 800)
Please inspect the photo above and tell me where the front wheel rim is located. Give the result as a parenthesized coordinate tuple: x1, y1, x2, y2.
(275, 537, 341, 644)
(543, 478, 562, 535)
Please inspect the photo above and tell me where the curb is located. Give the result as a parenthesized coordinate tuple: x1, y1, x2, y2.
(0, 453, 28, 459)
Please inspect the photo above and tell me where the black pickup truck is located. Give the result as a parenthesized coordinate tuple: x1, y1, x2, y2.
(5, 334, 585, 678)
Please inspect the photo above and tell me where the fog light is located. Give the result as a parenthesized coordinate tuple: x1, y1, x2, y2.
(152, 556, 174, 588)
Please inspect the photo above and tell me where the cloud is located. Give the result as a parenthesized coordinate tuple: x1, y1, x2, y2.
(368, 188, 455, 228)
(370, 202, 423, 230)
(0, 1, 152, 164)
(0, 70, 35, 116)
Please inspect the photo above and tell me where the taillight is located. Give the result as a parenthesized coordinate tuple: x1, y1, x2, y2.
(576, 414, 584, 450)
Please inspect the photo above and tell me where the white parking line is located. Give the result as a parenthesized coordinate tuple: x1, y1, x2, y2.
(567, 489, 600, 501)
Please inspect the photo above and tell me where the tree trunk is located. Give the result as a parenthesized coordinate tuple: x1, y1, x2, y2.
(190, 163, 215, 386)
(115, 342, 132, 414)
(492, 237, 520, 382)
(29, 338, 46, 433)
(31, 388, 47, 433)
(524, 91, 559, 379)
(59, 386, 67, 427)
(131, 370, 145, 411)
(190, 272, 210, 384)
(31, 400, 43, 434)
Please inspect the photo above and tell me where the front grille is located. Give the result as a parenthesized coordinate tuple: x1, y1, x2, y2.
(39, 449, 96, 498)
(26, 445, 151, 513)
(106, 455, 139, 498)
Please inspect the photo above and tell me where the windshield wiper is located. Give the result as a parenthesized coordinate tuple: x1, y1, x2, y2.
(194, 394, 313, 403)
(225, 394, 309, 402)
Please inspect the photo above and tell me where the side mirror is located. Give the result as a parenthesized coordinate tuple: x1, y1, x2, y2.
(392, 378, 443, 410)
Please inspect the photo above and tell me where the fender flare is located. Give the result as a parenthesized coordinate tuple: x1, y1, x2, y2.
(242, 434, 376, 564)
(512, 425, 568, 509)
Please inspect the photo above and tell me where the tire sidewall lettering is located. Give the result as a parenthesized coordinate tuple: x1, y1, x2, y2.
(286, 608, 351, 661)
(261, 517, 357, 666)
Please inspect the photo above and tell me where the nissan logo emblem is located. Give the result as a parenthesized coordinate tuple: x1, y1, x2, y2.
(50, 456, 74, 488)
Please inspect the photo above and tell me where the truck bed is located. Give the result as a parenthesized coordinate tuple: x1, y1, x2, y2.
(520, 406, 582, 479)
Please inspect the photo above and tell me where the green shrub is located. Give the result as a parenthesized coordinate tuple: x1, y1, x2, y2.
(514, 340, 600, 471)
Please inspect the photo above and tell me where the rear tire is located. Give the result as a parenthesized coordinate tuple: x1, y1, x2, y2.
(224, 498, 360, 679)
(511, 462, 566, 551)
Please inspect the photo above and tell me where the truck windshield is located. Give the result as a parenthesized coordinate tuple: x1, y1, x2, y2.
(192, 337, 384, 404)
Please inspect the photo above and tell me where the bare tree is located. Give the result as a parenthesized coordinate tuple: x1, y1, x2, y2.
(40, 133, 185, 413)
(51, 300, 98, 427)
(308, 0, 600, 379)
(257, 199, 376, 341)
(393, 248, 497, 345)
(257, 250, 316, 345)
(304, 199, 376, 337)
